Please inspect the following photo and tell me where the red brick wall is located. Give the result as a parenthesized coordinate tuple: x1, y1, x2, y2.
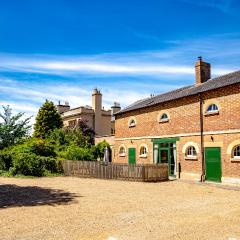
(114, 83, 240, 179)
(115, 84, 240, 138)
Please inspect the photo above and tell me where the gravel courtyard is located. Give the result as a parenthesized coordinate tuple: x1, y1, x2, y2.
(1, 177, 240, 240)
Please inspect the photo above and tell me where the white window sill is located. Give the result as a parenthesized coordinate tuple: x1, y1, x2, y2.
(231, 158, 240, 162)
(185, 156, 198, 161)
(139, 154, 147, 158)
(158, 119, 169, 123)
(204, 111, 219, 116)
(119, 154, 126, 157)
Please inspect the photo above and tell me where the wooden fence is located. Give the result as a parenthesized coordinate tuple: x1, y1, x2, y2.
(61, 160, 168, 182)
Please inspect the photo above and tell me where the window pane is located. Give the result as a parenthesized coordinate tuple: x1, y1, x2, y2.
(234, 146, 240, 157)
(186, 146, 196, 156)
(207, 104, 218, 112)
(153, 149, 158, 163)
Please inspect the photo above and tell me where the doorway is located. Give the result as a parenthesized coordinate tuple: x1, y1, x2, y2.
(152, 139, 178, 177)
(205, 147, 221, 182)
(128, 148, 136, 164)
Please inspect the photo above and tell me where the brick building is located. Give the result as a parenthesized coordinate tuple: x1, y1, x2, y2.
(114, 57, 240, 184)
(57, 89, 121, 136)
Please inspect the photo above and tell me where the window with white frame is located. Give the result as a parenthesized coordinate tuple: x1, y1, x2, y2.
(159, 113, 169, 122)
(139, 146, 147, 157)
(233, 145, 240, 159)
(185, 146, 197, 158)
(119, 146, 126, 157)
(206, 104, 219, 113)
(129, 118, 136, 127)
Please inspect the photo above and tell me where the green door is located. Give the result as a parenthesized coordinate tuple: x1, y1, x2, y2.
(205, 147, 221, 182)
(128, 148, 136, 164)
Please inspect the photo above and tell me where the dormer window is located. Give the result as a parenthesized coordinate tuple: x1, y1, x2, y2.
(128, 117, 136, 128)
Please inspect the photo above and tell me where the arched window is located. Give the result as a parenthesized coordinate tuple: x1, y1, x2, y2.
(119, 146, 126, 157)
(139, 145, 147, 157)
(128, 118, 136, 127)
(206, 104, 218, 113)
(233, 145, 240, 159)
(185, 146, 197, 157)
(159, 113, 169, 122)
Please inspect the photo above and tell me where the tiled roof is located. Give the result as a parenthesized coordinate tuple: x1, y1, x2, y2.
(116, 70, 240, 115)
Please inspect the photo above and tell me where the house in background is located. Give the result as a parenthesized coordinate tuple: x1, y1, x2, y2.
(114, 57, 240, 185)
(57, 88, 121, 137)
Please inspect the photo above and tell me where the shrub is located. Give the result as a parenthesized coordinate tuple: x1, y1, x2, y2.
(27, 139, 56, 157)
(59, 145, 94, 161)
(0, 148, 14, 170)
(92, 140, 110, 160)
(11, 152, 45, 177)
(39, 156, 61, 173)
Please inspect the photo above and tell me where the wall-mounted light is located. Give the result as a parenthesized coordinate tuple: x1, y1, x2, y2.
(211, 136, 214, 141)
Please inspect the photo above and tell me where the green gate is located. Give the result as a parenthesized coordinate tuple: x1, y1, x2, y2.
(205, 147, 221, 182)
(128, 148, 136, 164)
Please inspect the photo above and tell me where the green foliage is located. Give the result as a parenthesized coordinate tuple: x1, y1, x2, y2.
(10, 153, 45, 177)
(92, 140, 110, 160)
(34, 100, 63, 139)
(0, 148, 14, 170)
(0, 105, 32, 150)
(63, 120, 95, 147)
(0, 138, 62, 176)
(38, 156, 61, 173)
(59, 145, 94, 161)
(25, 138, 56, 157)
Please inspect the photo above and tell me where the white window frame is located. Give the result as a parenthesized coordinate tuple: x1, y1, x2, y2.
(119, 146, 126, 157)
(232, 145, 240, 159)
(206, 104, 219, 114)
(185, 146, 197, 159)
(128, 117, 136, 128)
(159, 113, 169, 122)
(139, 145, 148, 158)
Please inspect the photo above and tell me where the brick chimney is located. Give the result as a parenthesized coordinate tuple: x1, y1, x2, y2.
(195, 56, 211, 84)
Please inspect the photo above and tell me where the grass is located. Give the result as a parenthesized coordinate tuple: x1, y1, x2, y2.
(0, 170, 63, 178)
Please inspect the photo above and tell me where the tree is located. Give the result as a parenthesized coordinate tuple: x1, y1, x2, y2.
(34, 100, 63, 138)
(65, 119, 95, 147)
(0, 105, 32, 150)
(92, 140, 110, 160)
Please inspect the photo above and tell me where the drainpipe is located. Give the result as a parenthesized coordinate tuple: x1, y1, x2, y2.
(199, 94, 205, 182)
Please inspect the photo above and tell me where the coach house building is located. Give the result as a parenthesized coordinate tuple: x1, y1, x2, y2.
(114, 57, 240, 184)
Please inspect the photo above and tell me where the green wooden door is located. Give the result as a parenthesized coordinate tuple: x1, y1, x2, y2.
(128, 148, 136, 164)
(205, 147, 221, 182)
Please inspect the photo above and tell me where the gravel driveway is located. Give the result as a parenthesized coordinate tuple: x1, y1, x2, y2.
(0, 177, 240, 240)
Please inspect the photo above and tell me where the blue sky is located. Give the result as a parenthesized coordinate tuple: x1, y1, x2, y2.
(0, 0, 240, 123)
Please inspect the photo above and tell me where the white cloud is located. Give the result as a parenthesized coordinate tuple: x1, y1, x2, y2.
(0, 33, 239, 126)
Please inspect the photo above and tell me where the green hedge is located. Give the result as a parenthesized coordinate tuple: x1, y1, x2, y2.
(58, 145, 94, 161)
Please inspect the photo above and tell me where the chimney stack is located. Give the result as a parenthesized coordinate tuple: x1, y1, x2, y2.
(56, 101, 70, 114)
(92, 88, 102, 135)
(111, 102, 121, 115)
(195, 56, 211, 84)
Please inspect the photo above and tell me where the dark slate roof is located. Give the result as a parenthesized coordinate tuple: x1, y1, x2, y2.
(116, 70, 240, 115)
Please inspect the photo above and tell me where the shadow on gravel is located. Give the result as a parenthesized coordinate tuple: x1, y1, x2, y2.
(0, 184, 80, 208)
